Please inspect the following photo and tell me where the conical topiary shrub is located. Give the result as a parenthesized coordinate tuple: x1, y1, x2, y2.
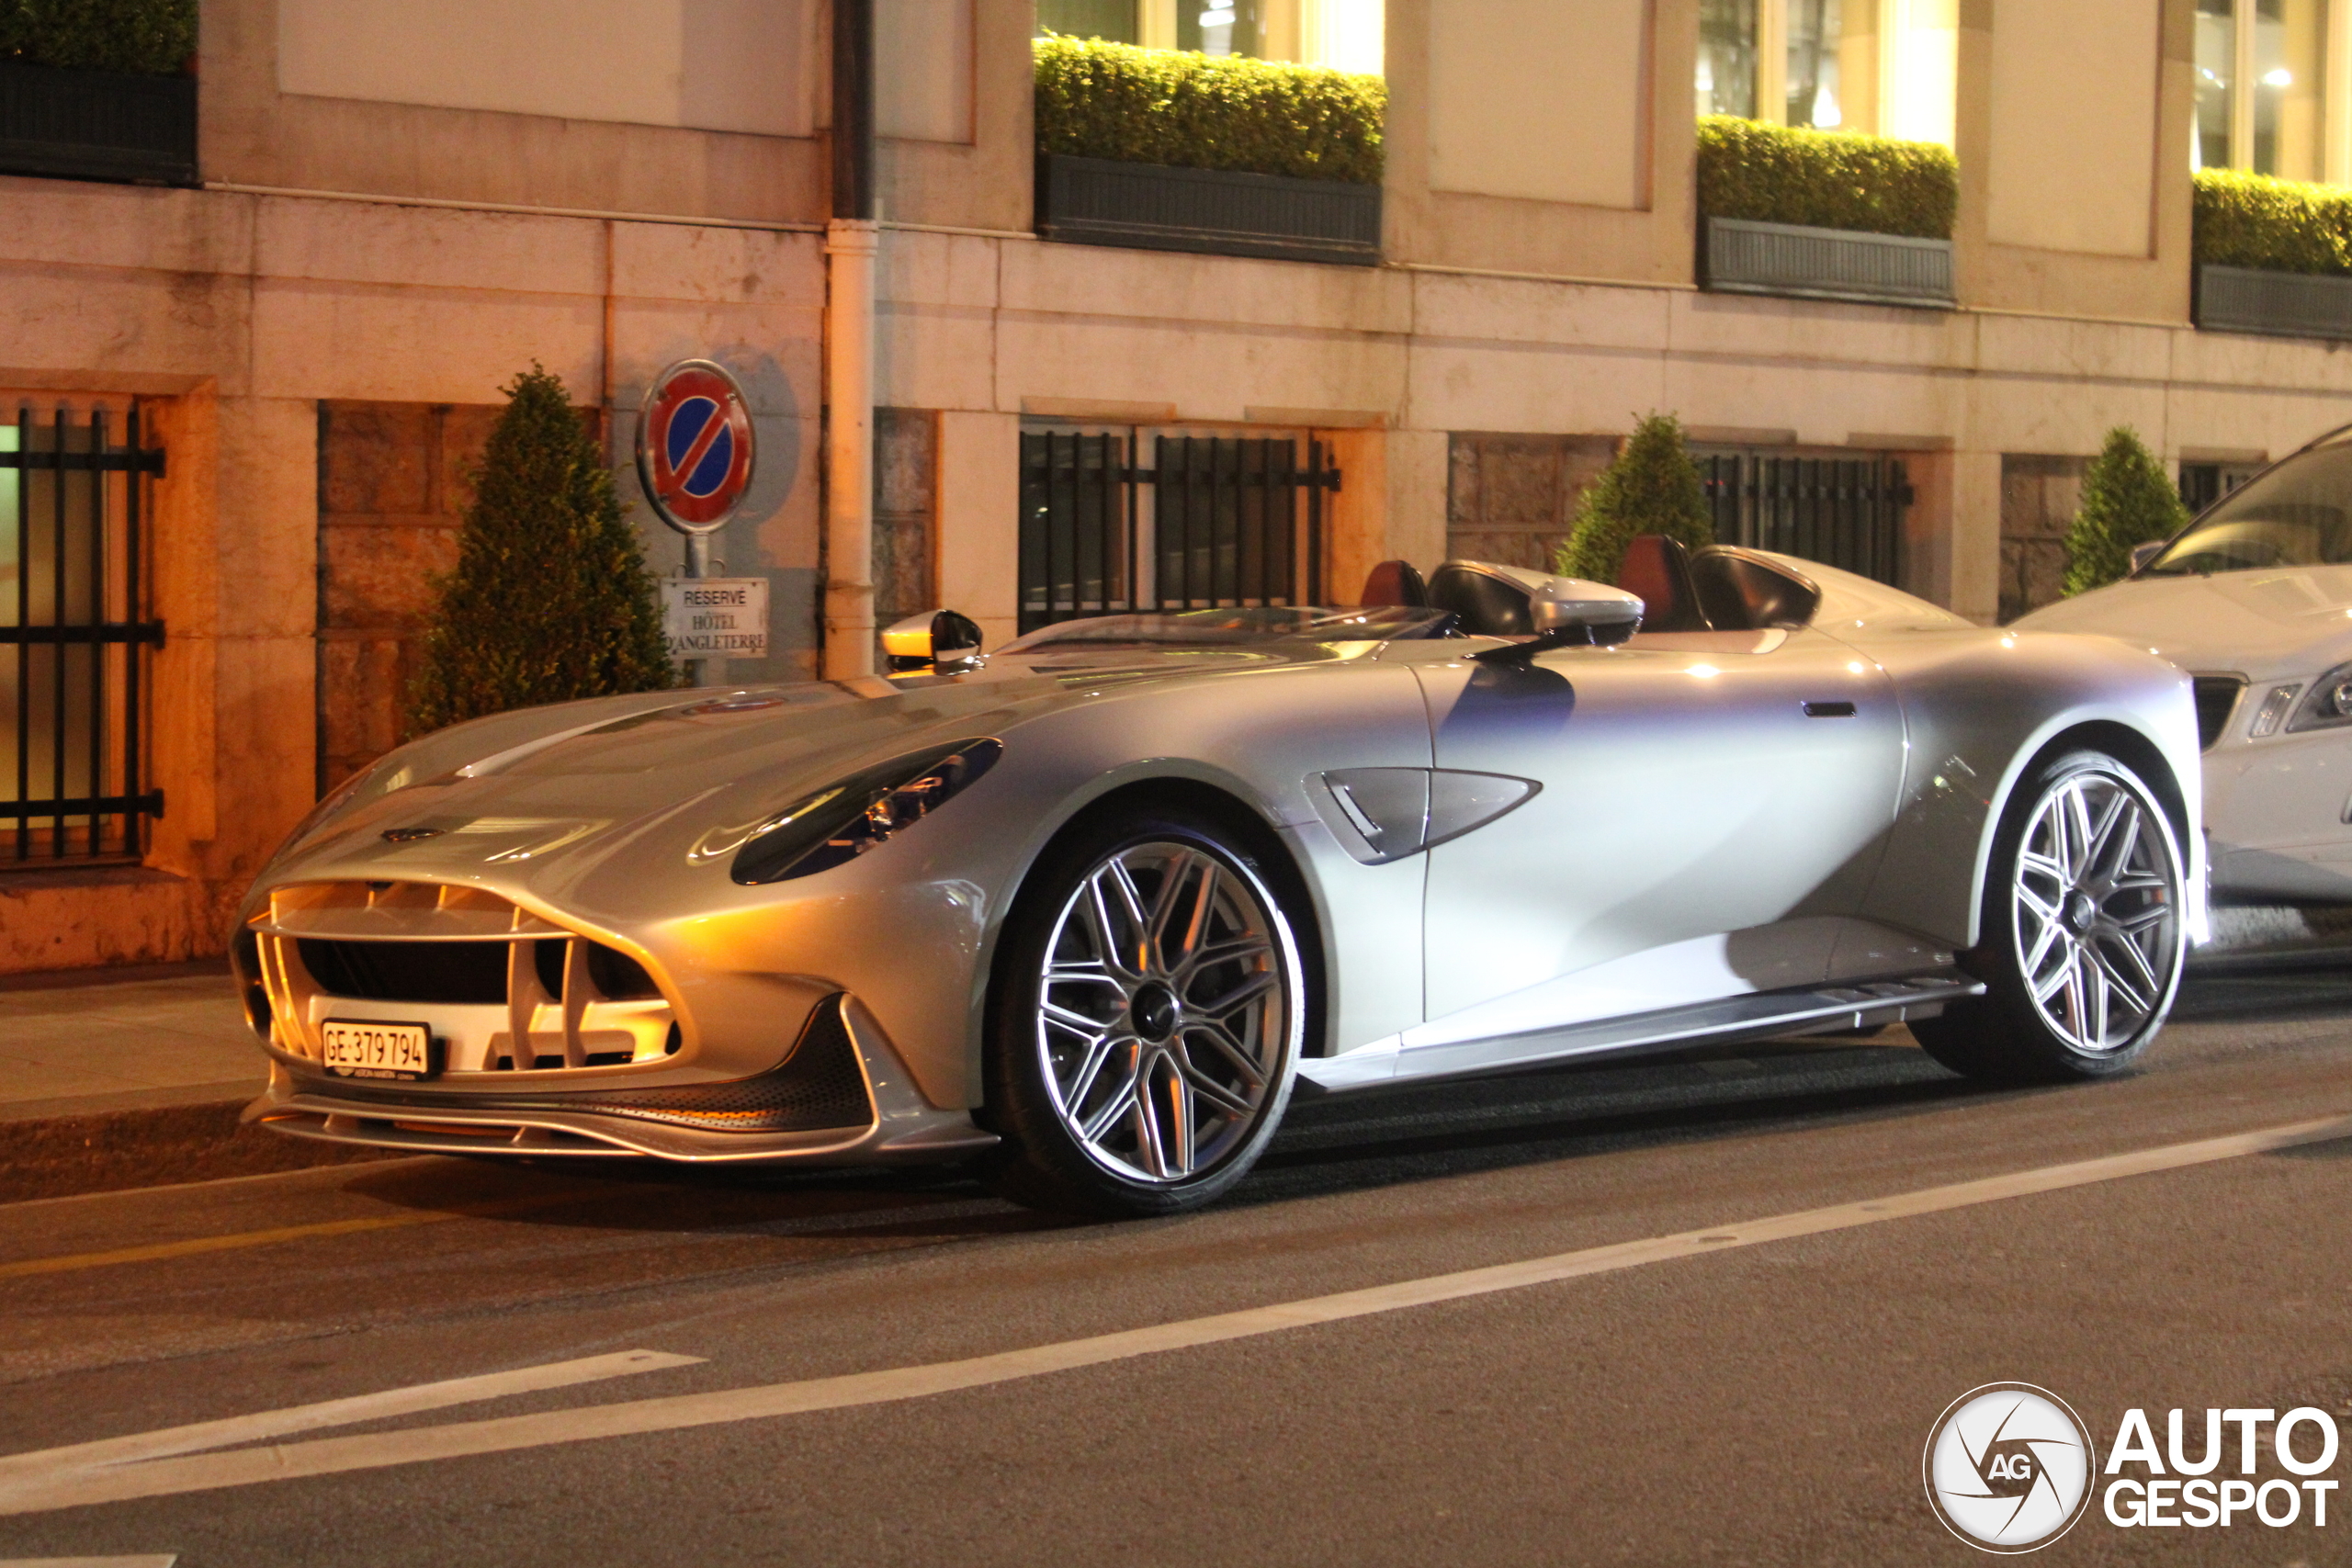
(2062, 426, 2189, 596)
(406, 367, 676, 736)
(1554, 413, 1716, 585)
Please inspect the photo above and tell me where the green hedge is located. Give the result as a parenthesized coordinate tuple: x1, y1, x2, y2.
(2193, 167, 2352, 276)
(1034, 36, 1384, 185)
(0, 0, 196, 73)
(1696, 116, 1956, 240)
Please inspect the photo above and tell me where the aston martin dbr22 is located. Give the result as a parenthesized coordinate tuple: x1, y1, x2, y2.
(235, 541, 2206, 1213)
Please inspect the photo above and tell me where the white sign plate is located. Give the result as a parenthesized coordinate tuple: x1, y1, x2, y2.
(662, 577, 770, 661)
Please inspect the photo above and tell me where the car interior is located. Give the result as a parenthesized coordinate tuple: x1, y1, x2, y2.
(1357, 535, 1821, 637)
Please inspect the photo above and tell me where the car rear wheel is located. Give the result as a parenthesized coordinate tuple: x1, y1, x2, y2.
(1912, 750, 2187, 1083)
(984, 810, 1306, 1217)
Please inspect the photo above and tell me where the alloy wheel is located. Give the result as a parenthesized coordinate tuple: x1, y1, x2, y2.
(2010, 771, 2181, 1055)
(1033, 840, 1296, 1185)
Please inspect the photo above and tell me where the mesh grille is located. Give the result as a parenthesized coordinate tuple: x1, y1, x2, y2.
(314, 995, 874, 1134)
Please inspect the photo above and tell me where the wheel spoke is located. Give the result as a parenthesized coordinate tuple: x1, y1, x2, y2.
(2019, 913, 2066, 982)
(1193, 968, 1279, 1019)
(1060, 1030, 1125, 1111)
(1080, 1065, 1141, 1145)
(1184, 1020, 1269, 1088)
(1041, 998, 1114, 1037)
(1173, 1045, 1258, 1115)
(1080, 877, 1144, 984)
(1173, 932, 1272, 983)
(1155, 1058, 1195, 1178)
(2086, 792, 2136, 882)
(1142, 852, 1198, 964)
(2093, 931, 2160, 1013)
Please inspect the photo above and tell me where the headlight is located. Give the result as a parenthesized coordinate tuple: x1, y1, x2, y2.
(2287, 663, 2352, 732)
(728, 739, 1002, 886)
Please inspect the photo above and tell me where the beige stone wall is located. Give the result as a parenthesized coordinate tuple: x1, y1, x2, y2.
(0, 175, 826, 972)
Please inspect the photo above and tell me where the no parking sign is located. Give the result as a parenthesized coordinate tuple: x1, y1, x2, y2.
(635, 359, 755, 535)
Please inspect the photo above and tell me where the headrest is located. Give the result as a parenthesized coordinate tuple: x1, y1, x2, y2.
(1359, 559, 1430, 608)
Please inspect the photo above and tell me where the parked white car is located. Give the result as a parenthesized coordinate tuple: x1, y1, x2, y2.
(2015, 429, 2352, 902)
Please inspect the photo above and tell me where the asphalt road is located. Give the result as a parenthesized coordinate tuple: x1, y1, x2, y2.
(5, 958, 2352, 1566)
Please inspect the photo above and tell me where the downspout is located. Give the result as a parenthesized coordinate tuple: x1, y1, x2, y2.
(824, 0, 878, 680)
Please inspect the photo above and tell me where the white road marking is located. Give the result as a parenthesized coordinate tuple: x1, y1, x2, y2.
(0, 1351, 700, 1483)
(0, 1558, 175, 1565)
(3, 1113, 2346, 1516)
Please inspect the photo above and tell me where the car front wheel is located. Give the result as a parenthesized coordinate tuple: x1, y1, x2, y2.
(1912, 750, 2188, 1083)
(984, 810, 1306, 1217)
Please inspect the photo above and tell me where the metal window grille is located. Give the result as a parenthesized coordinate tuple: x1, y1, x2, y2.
(1, 406, 164, 863)
(1698, 451, 1911, 586)
(1018, 431, 1337, 632)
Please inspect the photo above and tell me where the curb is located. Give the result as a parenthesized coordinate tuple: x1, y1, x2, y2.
(3, 1098, 401, 1205)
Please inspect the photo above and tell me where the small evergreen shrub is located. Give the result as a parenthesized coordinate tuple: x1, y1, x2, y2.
(1697, 116, 1957, 239)
(406, 367, 676, 736)
(1034, 36, 1385, 184)
(2063, 427, 2188, 596)
(0, 0, 196, 74)
(2193, 167, 2352, 276)
(1555, 415, 1717, 586)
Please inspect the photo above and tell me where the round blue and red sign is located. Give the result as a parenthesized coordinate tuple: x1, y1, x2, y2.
(635, 359, 755, 535)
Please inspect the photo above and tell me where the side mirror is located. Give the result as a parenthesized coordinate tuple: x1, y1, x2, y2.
(882, 609, 985, 673)
(2129, 540, 2166, 574)
(1473, 575, 1644, 663)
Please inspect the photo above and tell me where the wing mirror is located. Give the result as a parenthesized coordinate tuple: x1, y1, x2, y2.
(2129, 540, 2167, 575)
(882, 609, 985, 673)
(1475, 576, 1645, 662)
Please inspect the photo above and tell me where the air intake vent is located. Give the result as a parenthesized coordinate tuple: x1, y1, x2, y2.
(2192, 675, 2246, 750)
(297, 939, 510, 1004)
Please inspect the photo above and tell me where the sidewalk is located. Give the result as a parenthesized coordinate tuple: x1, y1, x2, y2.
(0, 963, 388, 1202)
(0, 961, 262, 1121)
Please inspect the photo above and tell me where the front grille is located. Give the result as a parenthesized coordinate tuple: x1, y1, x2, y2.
(300, 939, 510, 1004)
(246, 881, 678, 1074)
(2192, 675, 2246, 750)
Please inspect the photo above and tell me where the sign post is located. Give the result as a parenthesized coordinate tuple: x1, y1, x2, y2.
(636, 359, 758, 685)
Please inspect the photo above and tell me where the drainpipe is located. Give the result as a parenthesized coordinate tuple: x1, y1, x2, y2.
(823, 0, 878, 680)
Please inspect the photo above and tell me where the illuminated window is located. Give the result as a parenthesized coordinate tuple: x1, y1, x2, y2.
(2195, 0, 2328, 181)
(1697, 0, 1955, 145)
(1035, 0, 1382, 72)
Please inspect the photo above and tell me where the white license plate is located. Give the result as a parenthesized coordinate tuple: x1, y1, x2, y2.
(322, 1020, 436, 1080)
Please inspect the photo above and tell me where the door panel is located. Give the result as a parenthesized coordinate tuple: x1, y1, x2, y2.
(1410, 627, 1905, 1032)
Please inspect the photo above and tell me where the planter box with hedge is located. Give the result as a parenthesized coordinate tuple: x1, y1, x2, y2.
(1695, 117, 1957, 308)
(0, 0, 199, 185)
(1033, 38, 1384, 265)
(2193, 169, 2352, 341)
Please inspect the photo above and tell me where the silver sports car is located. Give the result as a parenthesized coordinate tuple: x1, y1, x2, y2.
(234, 539, 2207, 1214)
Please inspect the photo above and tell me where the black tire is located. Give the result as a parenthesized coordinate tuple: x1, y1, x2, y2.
(983, 807, 1306, 1217)
(1912, 750, 2187, 1084)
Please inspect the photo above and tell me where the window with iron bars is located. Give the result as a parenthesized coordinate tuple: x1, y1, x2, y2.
(1018, 427, 1339, 632)
(1695, 448, 1911, 585)
(1, 405, 164, 864)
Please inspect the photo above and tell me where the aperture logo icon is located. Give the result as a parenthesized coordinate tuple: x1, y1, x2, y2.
(1925, 1383, 2097, 1552)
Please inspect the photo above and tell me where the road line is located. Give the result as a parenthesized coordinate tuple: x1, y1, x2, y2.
(0, 1351, 703, 1479)
(0, 1190, 603, 1281)
(3, 1111, 2345, 1516)
(0, 1556, 175, 1565)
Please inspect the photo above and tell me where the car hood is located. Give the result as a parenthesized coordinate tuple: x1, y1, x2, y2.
(2011, 565, 2352, 678)
(250, 643, 1356, 899)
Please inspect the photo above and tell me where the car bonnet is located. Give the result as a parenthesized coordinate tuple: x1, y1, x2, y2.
(2010, 563, 2352, 676)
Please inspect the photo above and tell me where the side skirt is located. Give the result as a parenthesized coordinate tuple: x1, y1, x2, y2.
(1293, 974, 1983, 1095)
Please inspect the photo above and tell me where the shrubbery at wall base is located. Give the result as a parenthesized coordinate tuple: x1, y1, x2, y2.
(1034, 36, 1384, 185)
(0, 0, 195, 74)
(1696, 117, 1956, 240)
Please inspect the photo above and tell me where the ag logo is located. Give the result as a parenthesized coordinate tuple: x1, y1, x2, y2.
(1924, 1383, 2096, 1552)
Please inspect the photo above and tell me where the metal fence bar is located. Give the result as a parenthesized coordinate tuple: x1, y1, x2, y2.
(0, 404, 163, 863)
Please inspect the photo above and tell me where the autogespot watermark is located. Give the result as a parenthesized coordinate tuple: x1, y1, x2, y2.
(1924, 1383, 2096, 1551)
(1925, 1385, 2344, 1551)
